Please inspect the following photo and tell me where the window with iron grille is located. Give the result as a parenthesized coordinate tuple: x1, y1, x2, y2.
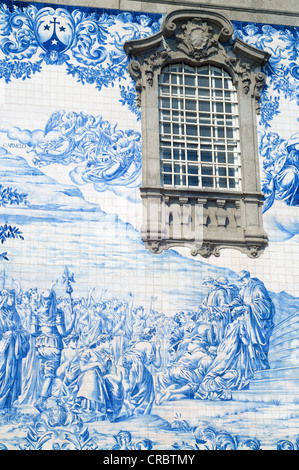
(125, 9, 270, 258)
(159, 63, 242, 191)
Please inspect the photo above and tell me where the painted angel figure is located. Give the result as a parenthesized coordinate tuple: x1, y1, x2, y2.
(118, 327, 162, 416)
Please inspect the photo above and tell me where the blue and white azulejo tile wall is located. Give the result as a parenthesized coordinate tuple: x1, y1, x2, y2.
(0, 0, 298, 451)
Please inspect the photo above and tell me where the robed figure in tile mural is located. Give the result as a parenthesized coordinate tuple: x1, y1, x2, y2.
(119, 327, 162, 416)
(0, 290, 30, 408)
(195, 308, 255, 400)
(71, 334, 124, 422)
(230, 270, 275, 372)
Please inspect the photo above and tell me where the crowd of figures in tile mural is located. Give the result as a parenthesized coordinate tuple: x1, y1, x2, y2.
(0, 1, 298, 450)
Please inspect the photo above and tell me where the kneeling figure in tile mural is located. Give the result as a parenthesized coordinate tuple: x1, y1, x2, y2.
(155, 337, 214, 404)
(70, 335, 124, 421)
(118, 327, 161, 416)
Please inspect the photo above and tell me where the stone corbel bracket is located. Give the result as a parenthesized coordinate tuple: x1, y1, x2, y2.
(144, 240, 266, 259)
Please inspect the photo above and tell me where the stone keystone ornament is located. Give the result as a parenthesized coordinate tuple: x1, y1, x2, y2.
(176, 19, 219, 59)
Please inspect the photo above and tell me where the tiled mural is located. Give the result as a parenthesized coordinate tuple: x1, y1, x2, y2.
(0, 1, 298, 451)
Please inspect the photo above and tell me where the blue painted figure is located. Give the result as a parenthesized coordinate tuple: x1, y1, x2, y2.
(201, 277, 239, 344)
(0, 289, 29, 408)
(17, 288, 43, 406)
(30, 288, 77, 411)
(260, 131, 299, 212)
(169, 311, 199, 361)
(156, 337, 214, 403)
(230, 270, 275, 371)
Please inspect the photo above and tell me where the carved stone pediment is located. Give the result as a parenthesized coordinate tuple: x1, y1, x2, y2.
(125, 10, 270, 111)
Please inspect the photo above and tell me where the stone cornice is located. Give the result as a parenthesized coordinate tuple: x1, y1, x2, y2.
(124, 0, 299, 21)
(15, 0, 299, 27)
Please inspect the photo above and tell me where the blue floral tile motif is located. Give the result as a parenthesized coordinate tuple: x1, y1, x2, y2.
(259, 95, 281, 129)
(0, 58, 43, 81)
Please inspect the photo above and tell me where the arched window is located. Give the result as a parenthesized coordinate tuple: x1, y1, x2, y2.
(159, 63, 241, 191)
(125, 9, 270, 258)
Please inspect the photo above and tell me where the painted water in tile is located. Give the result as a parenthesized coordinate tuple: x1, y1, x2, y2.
(0, 1, 298, 450)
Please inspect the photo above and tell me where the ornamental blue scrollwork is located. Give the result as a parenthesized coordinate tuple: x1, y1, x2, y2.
(0, 4, 38, 60)
(234, 22, 299, 210)
(0, 5, 110, 62)
(0, 3, 161, 117)
(21, 402, 98, 450)
(29, 110, 142, 193)
(0, 5, 114, 66)
(279, 27, 299, 61)
(68, 11, 113, 66)
(34, 7, 76, 62)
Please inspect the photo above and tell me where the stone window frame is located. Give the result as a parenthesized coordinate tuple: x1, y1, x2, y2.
(124, 9, 271, 258)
